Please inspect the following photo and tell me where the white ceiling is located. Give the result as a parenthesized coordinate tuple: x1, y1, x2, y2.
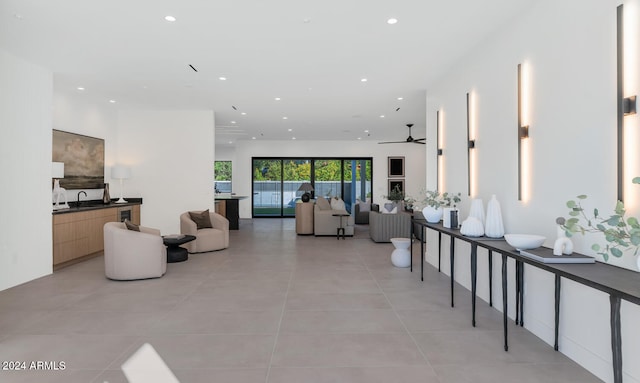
(0, 0, 535, 146)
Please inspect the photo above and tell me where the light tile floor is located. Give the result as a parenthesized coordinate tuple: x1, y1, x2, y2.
(0, 219, 602, 382)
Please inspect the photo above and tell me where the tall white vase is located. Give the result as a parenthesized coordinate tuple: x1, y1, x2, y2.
(485, 195, 504, 238)
(468, 198, 485, 223)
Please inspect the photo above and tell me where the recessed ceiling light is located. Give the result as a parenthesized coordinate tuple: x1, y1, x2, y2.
(364, 130, 369, 133)
(283, 117, 288, 120)
(361, 78, 368, 82)
(228, 141, 233, 144)
(357, 137, 362, 140)
(292, 137, 296, 140)
(379, 115, 385, 118)
(397, 97, 403, 100)
(76, 87, 85, 91)
(219, 77, 227, 81)
(252, 137, 256, 140)
(275, 97, 281, 101)
(387, 18, 398, 24)
(164, 15, 176, 22)
(241, 112, 247, 115)
(287, 128, 292, 132)
(109, 100, 116, 103)
(231, 121, 236, 124)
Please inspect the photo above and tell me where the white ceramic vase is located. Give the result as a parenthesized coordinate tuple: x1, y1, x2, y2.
(468, 198, 485, 224)
(485, 195, 505, 238)
(422, 206, 443, 223)
(460, 216, 484, 237)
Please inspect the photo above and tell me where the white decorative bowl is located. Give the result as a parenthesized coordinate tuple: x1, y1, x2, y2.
(504, 234, 545, 250)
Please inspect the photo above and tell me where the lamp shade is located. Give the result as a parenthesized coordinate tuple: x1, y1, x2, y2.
(52, 162, 64, 179)
(297, 182, 314, 192)
(111, 165, 131, 180)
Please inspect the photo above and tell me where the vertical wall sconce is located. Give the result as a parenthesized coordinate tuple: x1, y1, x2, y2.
(517, 63, 531, 202)
(617, 4, 638, 203)
(466, 92, 476, 197)
(437, 110, 444, 191)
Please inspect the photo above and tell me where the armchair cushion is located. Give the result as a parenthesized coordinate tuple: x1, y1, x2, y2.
(316, 197, 331, 210)
(188, 209, 213, 229)
(124, 219, 140, 231)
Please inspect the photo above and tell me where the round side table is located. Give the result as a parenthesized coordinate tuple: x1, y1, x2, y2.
(390, 237, 411, 268)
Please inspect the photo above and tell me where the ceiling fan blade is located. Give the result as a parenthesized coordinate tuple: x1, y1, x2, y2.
(378, 141, 407, 144)
(412, 141, 426, 144)
(414, 137, 426, 141)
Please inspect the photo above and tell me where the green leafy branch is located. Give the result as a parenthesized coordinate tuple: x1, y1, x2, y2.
(563, 177, 640, 261)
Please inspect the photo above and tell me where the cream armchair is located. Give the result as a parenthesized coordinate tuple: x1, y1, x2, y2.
(180, 211, 229, 253)
(369, 210, 412, 243)
(103, 222, 167, 280)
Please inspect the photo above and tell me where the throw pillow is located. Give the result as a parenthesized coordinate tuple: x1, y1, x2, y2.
(316, 197, 331, 210)
(189, 209, 213, 229)
(381, 205, 397, 214)
(358, 202, 370, 212)
(124, 219, 140, 231)
(330, 197, 345, 211)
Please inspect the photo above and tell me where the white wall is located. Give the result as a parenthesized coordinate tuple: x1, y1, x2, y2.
(117, 110, 215, 234)
(53, 85, 118, 202)
(227, 140, 427, 218)
(424, 0, 640, 382)
(0, 49, 53, 290)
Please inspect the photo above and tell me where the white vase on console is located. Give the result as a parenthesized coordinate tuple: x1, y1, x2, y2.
(468, 198, 485, 224)
(485, 195, 504, 238)
(422, 206, 443, 223)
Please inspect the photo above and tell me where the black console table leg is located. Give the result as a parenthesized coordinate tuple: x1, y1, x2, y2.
(438, 232, 442, 272)
(554, 274, 561, 351)
(519, 261, 525, 326)
(420, 227, 424, 281)
(502, 254, 508, 351)
(488, 250, 493, 307)
(410, 223, 414, 273)
(450, 237, 455, 308)
(515, 261, 520, 325)
(610, 295, 623, 383)
(471, 243, 478, 327)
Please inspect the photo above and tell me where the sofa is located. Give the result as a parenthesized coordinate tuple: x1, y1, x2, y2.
(313, 197, 354, 236)
(369, 210, 412, 242)
(103, 221, 167, 280)
(180, 210, 229, 253)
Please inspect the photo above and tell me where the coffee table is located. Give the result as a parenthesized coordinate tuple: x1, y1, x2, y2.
(162, 234, 196, 263)
(332, 213, 350, 240)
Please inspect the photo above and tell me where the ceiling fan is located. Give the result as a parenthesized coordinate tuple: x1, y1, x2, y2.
(378, 123, 426, 144)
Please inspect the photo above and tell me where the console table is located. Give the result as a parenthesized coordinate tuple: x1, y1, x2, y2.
(411, 219, 640, 383)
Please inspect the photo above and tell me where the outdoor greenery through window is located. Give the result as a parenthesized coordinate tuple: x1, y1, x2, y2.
(252, 158, 372, 217)
(214, 161, 232, 193)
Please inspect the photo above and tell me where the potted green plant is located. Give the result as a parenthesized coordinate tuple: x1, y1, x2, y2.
(562, 177, 640, 269)
(418, 190, 462, 224)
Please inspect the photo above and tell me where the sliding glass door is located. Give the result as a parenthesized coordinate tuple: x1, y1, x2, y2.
(252, 157, 372, 218)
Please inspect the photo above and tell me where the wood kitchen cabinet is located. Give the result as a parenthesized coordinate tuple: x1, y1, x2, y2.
(52, 203, 141, 269)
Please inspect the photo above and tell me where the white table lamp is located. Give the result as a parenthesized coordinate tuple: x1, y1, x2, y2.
(111, 165, 131, 203)
(52, 162, 69, 210)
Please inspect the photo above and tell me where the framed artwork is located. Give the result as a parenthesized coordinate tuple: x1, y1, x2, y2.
(388, 156, 405, 177)
(388, 179, 405, 196)
(52, 130, 105, 189)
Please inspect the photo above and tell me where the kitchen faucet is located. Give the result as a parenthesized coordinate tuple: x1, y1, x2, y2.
(77, 191, 87, 207)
